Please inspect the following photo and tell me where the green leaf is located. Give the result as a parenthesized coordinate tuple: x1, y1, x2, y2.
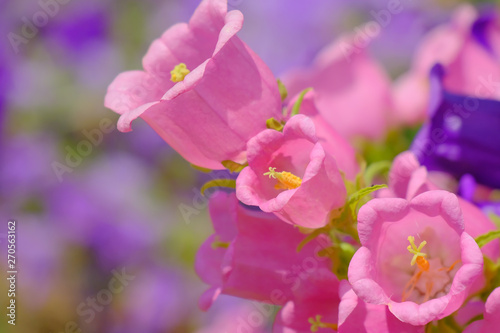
(266, 117, 284, 131)
(475, 230, 500, 248)
(348, 184, 387, 205)
(348, 184, 387, 212)
(221, 160, 248, 173)
(277, 79, 288, 101)
(290, 88, 312, 117)
(200, 179, 236, 196)
(190, 164, 212, 173)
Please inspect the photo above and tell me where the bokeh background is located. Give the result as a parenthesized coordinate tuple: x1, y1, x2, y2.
(0, 0, 493, 332)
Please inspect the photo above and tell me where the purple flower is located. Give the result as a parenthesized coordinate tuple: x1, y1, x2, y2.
(458, 173, 500, 222)
(412, 64, 500, 189)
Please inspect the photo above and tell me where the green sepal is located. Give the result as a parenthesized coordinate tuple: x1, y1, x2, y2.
(221, 160, 248, 173)
(475, 230, 500, 248)
(290, 88, 312, 117)
(266, 117, 284, 131)
(200, 179, 236, 196)
(332, 242, 356, 280)
(277, 79, 288, 101)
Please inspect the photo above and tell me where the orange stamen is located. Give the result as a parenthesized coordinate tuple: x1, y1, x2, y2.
(416, 256, 430, 272)
(402, 270, 423, 302)
(438, 259, 461, 272)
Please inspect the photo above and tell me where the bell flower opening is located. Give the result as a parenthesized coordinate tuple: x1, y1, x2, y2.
(348, 191, 483, 326)
(104, 0, 283, 169)
(236, 114, 347, 228)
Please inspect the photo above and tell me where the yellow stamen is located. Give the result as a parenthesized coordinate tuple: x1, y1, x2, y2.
(170, 63, 190, 82)
(264, 167, 302, 190)
(407, 236, 429, 271)
(402, 236, 430, 301)
(403, 236, 460, 303)
(308, 315, 338, 332)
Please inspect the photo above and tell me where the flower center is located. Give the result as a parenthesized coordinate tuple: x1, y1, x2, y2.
(402, 235, 460, 302)
(264, 167, 302, 190)
(407, 236, 429, 271)
(170, 63, 190, 82)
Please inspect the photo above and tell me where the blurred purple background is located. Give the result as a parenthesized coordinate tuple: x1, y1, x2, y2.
(0, 0, 490, 332)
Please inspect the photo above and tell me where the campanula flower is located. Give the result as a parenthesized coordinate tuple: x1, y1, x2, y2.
(273, 270, 339, 333)
(411, 64, 500, 189)
(105, 0, 282, 169)
(282, 30, 393, 141)
(392, 5, 477, 125)
(348, 190, 483, 326)
(236, 114, 346, 228)
(195, 191, 335, 310)
(338, 280, 424, 333)
(284, 91, 359, 180)
(379, 151, 499, 294)
(393, 6, 500, 125)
